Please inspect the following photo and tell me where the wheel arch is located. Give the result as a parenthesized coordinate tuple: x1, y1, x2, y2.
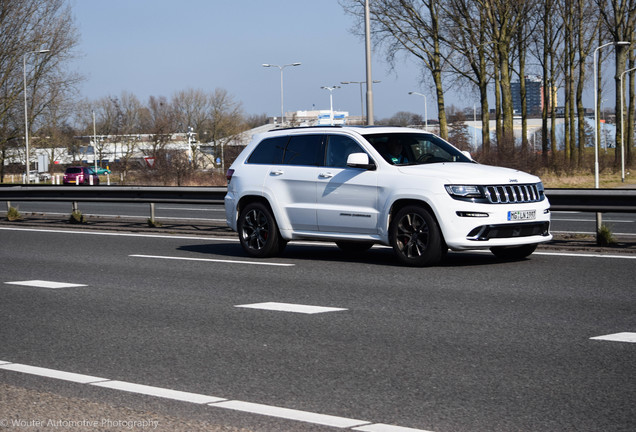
(388, 198, 447, 247)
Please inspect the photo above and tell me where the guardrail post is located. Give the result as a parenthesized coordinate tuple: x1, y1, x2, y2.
(72, 201, 78, 213)
(6, 201, 10, 212)
(149, 203, 156, 224)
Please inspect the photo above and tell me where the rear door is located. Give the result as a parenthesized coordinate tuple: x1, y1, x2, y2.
(262, 134, 324, 231)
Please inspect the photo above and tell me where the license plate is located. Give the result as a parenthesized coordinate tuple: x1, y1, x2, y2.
(508, 210, 536, 221)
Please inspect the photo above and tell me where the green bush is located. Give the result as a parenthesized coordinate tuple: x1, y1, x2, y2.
(6, 206, 22, 221)
(597, 224, 616, 246)
(69, 211, 86, 224)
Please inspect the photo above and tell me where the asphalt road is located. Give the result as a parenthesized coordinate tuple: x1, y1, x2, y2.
(0, 226, 634, 431)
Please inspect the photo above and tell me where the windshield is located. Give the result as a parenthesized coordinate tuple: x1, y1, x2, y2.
(362, 132, 472, 165)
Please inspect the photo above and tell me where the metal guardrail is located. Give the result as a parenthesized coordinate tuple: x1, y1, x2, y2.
(544, 188, 636, 212)
(1, 185, 635, 213)
(0, 185, 227, 205)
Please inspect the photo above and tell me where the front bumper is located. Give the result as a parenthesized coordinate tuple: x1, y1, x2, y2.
(437, 197, 552, 250)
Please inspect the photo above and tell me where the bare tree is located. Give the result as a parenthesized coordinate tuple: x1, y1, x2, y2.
(0, 0, 80, 181)
(595, 0, 636, 165)
(342, 0, 452, 139)
(442, 0, 493, 154)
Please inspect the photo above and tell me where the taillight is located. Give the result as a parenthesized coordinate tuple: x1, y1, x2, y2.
(226, 169, 235, 183)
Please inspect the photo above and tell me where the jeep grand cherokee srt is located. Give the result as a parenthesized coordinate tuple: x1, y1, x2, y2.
(225, 126, 551, 266)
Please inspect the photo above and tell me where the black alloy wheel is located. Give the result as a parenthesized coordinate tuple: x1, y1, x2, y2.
(238, 202, 285, 258)
(389, 205, 444, 267)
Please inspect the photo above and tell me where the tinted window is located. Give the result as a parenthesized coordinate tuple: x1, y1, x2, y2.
(363, 133, 472, 165)
(247, 136, 287, 164)
(66, 167, 82, 174)
(283, 134, 324, 166)
(325, 135, 364, 168)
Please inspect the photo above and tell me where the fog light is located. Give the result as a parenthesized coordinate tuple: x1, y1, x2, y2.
(457, 211, 489, 218)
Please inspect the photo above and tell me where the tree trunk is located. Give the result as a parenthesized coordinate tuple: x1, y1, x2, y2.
(628, 48, 635, 167)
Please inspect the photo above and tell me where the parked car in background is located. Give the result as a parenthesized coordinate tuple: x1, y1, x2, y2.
(92, 166, 111, 175)
(63, 166, 100, 185)
(28, 170, 51, 182)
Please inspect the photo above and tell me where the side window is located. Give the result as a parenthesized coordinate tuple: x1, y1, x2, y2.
(325, 135, 364, 168)
(247, 136, 287, 164)
(283, 134, 324, 166)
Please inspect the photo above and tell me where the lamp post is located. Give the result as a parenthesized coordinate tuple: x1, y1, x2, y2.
(364, 0, 374, 125)
(262, 62, 301, 126)
(341, 80, 380, 124)
(620, 67, 636, 183)
(593, 41, 630, 234)
(321, 86, 341, 125)
(408, 91, 428, 131)
(23, 49, 50, 183)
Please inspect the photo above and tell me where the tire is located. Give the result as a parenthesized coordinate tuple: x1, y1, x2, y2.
(237, 202, 285, 258)
(490, 244, 537, 260)
(336, 241, 374, 254)
(389, 205, 444, 267)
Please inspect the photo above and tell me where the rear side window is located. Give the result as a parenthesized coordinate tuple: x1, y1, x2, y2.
(247, 136, 288, 164)
(283, 134, 324, 166)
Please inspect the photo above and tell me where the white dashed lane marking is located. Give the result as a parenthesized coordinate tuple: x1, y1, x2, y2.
(590, 332, 636, 343)
(4, 280, 88, 289)
(130, 254, 295, 267)
(235, 302, 348, 314)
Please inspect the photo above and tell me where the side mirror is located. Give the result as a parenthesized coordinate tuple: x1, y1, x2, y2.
(347, 153, 376, 170)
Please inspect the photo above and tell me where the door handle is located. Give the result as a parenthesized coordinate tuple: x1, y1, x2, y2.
(319, 172, 334, 179)
(270, 170, 284, 176)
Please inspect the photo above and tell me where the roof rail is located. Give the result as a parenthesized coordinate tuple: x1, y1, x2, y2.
(266, 125, 343, 132)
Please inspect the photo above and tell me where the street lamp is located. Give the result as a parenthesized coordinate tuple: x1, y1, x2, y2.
(321, 86, 341, 125)
(341, 80, 380, 124)
(364, 0, 374, 125)
(408, 91, 428, 131)
(620, 67, 636, 183)
(262, 62, 301, 126)
(23, 48, 50, 183)
(593, 40, 629, 234)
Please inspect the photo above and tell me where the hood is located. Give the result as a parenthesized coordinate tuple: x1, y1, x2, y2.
(396, 162, 541, 185)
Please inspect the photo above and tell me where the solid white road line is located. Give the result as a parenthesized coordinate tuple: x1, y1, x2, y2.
(0, 359, 435, 431)
(0, 363, 107, 384)
(211, 400, 369, 428)
(354, 424, 435, 432)
(4, 280, 87, 289)
(533, 251, 636, 259)
(92, 381, 226, 404)
(0, 226, 238, 242)
(590, 332, 636, 343)
(235, 302, 347, 314)
(130, 254, 294, 267)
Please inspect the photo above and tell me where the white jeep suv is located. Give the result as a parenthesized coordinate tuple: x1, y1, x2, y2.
(225, 126, 551, 266)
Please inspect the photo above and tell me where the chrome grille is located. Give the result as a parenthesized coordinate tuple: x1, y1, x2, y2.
(484, 184, 541, 204)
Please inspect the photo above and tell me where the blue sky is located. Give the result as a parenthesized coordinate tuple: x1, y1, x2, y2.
(69, 0, 434, 120)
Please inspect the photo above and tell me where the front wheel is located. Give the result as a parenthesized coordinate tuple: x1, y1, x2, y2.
(490, 244, 537, 260)
(237, 202, 286, 258)
(389, 205, 444, 267)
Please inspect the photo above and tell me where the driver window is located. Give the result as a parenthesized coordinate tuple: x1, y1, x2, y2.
(325, 135, 364, 168)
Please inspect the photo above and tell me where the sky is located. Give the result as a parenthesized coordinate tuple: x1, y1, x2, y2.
(68, 0, 436, 121)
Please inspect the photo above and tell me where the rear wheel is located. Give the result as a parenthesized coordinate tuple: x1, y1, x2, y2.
(490, 244, 537, 260)
(389, 205, 444, 267)
(237, 202, 286, 258)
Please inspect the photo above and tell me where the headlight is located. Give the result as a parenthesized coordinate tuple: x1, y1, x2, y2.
(445, 185, 483, 199)
(537, 181, 545, 197)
